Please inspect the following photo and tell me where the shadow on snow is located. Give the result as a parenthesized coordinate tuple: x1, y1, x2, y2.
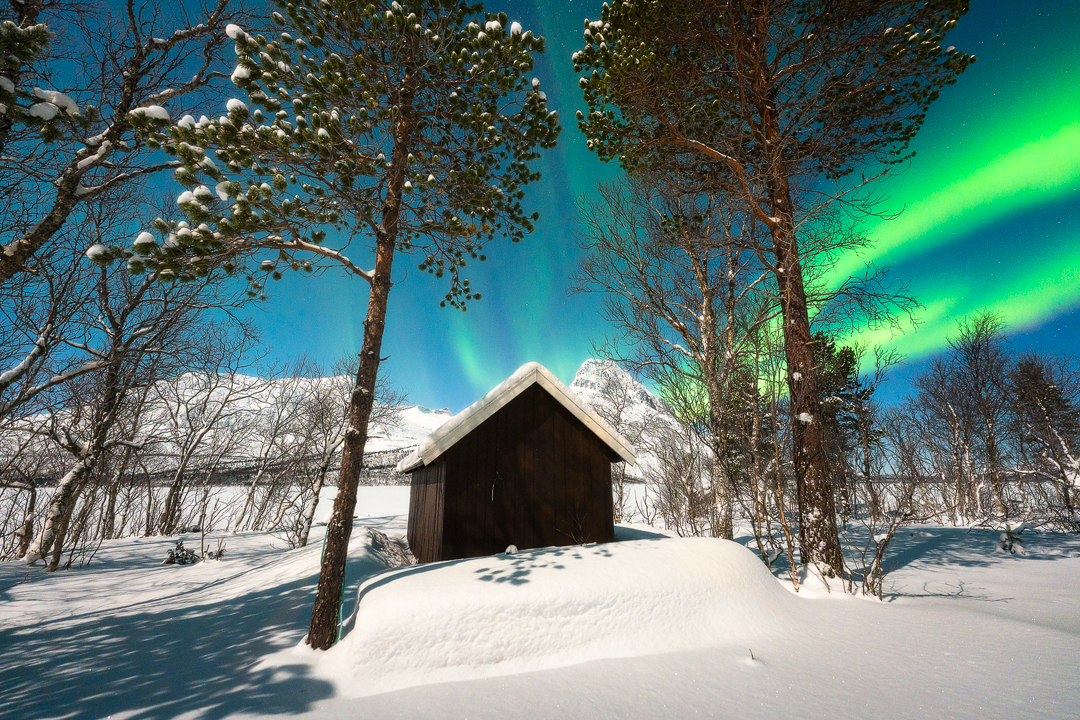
(0, 517, 403, 720)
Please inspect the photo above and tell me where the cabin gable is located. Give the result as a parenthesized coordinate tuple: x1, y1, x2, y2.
(408, 379, 620, 563)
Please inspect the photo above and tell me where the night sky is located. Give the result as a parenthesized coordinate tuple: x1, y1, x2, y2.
(253, 0, 1080, 410)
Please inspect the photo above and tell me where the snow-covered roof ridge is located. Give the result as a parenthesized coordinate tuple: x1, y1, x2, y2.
(395, 362, 637, 473)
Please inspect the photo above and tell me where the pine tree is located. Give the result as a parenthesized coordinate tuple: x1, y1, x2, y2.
(574, 0, 974, 574)
(0, 0, 233, 282)
(131, 0, 559, 648)
(812, 333, 859, 520)
(0, 3, 70, 154)
(1011, 354, 1080, 524)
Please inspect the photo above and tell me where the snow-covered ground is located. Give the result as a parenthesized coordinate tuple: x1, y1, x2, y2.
(2, 488, 1078, 720)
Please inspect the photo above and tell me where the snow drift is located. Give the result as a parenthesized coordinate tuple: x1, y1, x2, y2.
(318, 535, 795, 696)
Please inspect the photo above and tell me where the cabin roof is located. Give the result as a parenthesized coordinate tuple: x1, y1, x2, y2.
(395, 362, 638, 473)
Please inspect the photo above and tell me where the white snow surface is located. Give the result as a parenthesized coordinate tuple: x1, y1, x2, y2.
(2, 487, 1080, 719)
(6, 363, 1080, 718)
(303, 535, 791, 696)
(0, 75, 13, 93)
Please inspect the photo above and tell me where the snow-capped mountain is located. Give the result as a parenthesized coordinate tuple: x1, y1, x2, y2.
(367, 405, 453, 453)
(569, 359, 678, 442)
(14, 361, 675, 483)
(570, 359, 669, 418)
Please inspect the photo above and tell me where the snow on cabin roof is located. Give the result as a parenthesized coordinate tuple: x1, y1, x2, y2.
(395, 362, 637, 473)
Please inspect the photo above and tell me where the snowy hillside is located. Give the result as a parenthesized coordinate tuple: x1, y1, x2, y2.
(569, 359, 695, 490)
(366, 404, 452, 453)
(128, 361, 656, 472)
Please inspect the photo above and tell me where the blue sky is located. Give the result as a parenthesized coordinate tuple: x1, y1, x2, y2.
(248, 0, 1080, 411)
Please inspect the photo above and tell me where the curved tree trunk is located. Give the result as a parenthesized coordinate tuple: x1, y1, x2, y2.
(299, 443, 340, 548)
(307, 89, 414, 650)
(23, 458, 93, 564)
(158, 461, 190, 535)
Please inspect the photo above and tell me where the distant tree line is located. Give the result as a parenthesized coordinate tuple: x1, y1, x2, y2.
(0, 351, 406, 568)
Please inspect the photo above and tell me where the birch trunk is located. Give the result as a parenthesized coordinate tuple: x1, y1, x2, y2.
(15, 483, 37, 558)
(300, 442, 342, 548)
(23, 459, 93, 564)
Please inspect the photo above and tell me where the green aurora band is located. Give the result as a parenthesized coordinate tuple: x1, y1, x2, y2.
(435, 0, 1080, 404)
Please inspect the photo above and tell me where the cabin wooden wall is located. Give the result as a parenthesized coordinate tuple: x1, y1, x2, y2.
(407, 461, 445, 564)
(434, 383, 616, 561)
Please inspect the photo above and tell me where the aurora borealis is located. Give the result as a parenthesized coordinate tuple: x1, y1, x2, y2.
(258, 0, 1080, 411)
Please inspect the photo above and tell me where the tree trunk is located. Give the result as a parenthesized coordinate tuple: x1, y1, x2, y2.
(158, 461, 190, 535)
(23, 459, 93, 564)
(986, 429, 1008, 516)
(144, 469, 155, 536)
(768, 180, 844, 575)
(103, 480, 119, 540)
(300, 446, 339, 548)
(232, 460, 269, 532)
(15, 483, 37, 558)
(739, 13, 843, 575)
(48, 490, 80, 571)
(307, 89, 414, 650)
(707, 399, 734, 540)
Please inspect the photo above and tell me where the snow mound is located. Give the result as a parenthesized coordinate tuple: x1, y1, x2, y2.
(321, 537, 794, 696)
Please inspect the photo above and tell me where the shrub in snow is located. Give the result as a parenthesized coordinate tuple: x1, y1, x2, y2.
(163, 540, 200, 565)
(367, 528, 415, 568)
(996, 524, 1028, 556)
(204, 538, 227, 560)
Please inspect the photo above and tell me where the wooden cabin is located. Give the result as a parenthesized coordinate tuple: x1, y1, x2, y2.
(397, 362, 637, 563)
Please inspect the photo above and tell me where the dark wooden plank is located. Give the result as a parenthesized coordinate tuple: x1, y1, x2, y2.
(494, 397, 511, 552)
(408, 463, 449, 564)
(433, 461, 443, 560)
(531, 385, 549, 549)
(588, 433, 616, 542)
(478, 406, 498, 555)
(510, 386, 526, 550)
(533, 389, 556, 549)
